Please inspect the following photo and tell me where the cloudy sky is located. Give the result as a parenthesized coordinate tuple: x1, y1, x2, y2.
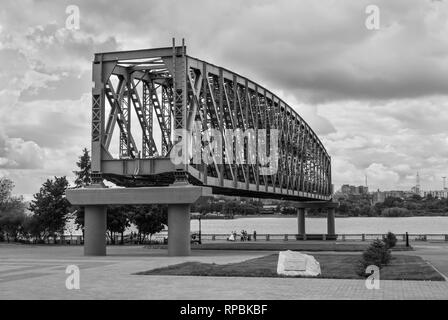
(1, 0, 448, 198)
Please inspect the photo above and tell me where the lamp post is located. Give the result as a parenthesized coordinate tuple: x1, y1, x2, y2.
(198, 214, 202, 244)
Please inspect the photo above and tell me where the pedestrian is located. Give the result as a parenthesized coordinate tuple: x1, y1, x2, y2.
(253, 230, 257, 241)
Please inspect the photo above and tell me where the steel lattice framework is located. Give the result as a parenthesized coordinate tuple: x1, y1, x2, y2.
(90, 41, 332, 201)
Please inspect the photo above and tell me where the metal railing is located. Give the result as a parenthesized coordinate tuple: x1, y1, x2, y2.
(3, 233, 448, 245)
(0, 234, 166, 245)
(198, 233, 448, 242)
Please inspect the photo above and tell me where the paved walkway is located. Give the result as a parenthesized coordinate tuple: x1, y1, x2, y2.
(400, 242, 448, 280)
(0, 244, 447, 300)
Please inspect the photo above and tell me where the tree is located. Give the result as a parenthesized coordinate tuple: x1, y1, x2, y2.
(73, 207, 85, 232)
(383, 196, 403, 208)
(222, 201, 238, 216)
(356, 239, 391, 276)
(73, 148, 91, 188)
(0, 198, 26, 242)
(281, 207, 296, 215)
(0, 178, 27, 242)
(107, 205, 131, 245)
(338, 203, 349, 215)
(22, 214, 44, 242)
(383, 231, 397, 249)
(29, 176, 70, 241)
(73, 148, 92, 234)
(130, 205, 167, 243)
(0, 178, 14, 204)
(381, 207, 409, 217)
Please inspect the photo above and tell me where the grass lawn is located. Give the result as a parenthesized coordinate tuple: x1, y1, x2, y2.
(136, 253, 445, 281)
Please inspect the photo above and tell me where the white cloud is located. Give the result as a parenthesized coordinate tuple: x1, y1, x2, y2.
(0, 133, 45, 169)
(0, 0, 447, 196)
(366, 163, 401, 190)
(320, 97, 448, 191)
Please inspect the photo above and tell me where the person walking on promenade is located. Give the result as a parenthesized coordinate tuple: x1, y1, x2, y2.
(253, 230, 257, 241)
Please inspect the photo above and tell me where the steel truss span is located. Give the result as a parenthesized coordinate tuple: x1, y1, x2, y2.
(90, 41, 332, 202)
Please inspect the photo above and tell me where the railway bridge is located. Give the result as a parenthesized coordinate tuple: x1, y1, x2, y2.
(67, 39, 337, 256)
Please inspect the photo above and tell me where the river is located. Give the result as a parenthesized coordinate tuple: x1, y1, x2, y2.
(64, 216, 448, 236)
(190, 216, 448, 234)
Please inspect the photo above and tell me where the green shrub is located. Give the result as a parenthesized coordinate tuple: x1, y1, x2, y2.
(355, 260, 370, 277)
(383, 231, 397, 249)
(356, 239, 392, 277)
(366, 239, 391, 265)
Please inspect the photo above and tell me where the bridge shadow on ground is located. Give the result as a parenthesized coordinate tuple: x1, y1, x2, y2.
(145, 241, 383, 252)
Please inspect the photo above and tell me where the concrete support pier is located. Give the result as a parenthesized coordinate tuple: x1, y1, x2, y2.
(296, 201, 339, 239)
(297, 208, 306, 236)
(327, 208, 336, 235)
(168, 204, 191, 256)
(66, 184, 211, 256)
(84, 205, 107, 256)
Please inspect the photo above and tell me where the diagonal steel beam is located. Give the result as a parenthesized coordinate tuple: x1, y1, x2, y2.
(104, 78, 125, 150)
(104, 79, 138, 158)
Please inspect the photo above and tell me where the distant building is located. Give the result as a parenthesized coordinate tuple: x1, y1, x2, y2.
(411, 186, 418, 194)
(261, 205, 278, 214)
(372, 189, 420, 204)
(340, 184, 368, 196)
(358, 186, 369, 195)
(372, 189, 386, 204)
(341, 184, 351, 194)
(424, 190, 448, 199)
(385, 190, 405, 199)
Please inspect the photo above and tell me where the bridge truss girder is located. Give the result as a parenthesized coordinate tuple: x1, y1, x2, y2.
(90, 43, 332, 201)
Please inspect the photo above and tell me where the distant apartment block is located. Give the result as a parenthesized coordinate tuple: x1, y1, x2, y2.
(423, 190, 448, 199)
(340, 184, 369, 195)
(372, 188, 447, 204)
(411, 186, 421, 195)
(372, 190, 418, 204)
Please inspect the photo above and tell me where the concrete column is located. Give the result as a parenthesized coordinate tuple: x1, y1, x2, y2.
(84, 205, 107, 256)
(297, 208, 306, 236)
(168, 204, 191, 256)
(327, 208, 336, 235)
